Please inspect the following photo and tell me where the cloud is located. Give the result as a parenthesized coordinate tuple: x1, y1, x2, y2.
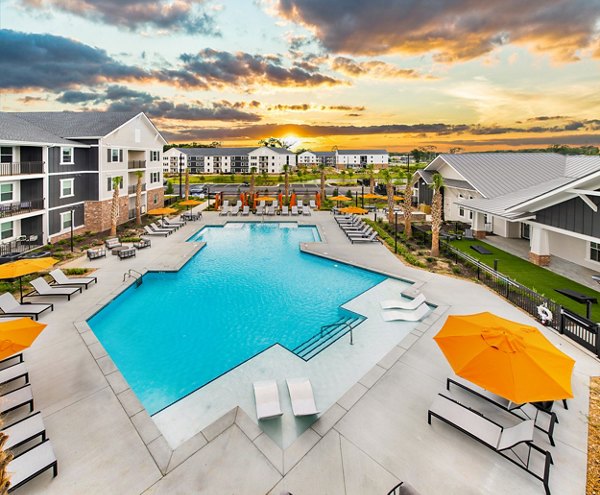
(331, 57, 433, 79)
(23, 0, 219, 35)
(161, 48, 343, 89)
(271, 0, 600, 61)
(0, 30, 148, 89)
(527, 115, 571, 122)
(266, 103, 365, 111)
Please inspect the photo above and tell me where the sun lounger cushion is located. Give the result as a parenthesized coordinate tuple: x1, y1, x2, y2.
(3, 412, 45, 450)
(380, 293, 426, 310)
(0, 362, 28, 387)
(382, 303, 430, 322)
(8, 439, 57, 492)
(0, 385, 33, 414)
(253, 380, 283, 420)
(286, 377, 319, 416)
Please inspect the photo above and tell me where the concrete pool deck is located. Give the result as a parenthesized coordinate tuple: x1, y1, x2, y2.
(12, 210, 599, 494)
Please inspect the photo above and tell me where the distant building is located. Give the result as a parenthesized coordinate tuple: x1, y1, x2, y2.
(298, 149, 388, 168)
(297, 151, 336, 167)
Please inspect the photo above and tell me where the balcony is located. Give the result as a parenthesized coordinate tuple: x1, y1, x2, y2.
(0, 199, 44, 219)
(128, 184, 147, 195)
(128, 160, 146, 170)
(0, 233, 44, 262)
(0, 162, 44, 176)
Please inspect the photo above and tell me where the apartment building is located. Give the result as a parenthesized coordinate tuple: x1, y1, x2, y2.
(297, 151, 336, 167)
(298, 149, 388, 168)
(0, 111, 166, 246)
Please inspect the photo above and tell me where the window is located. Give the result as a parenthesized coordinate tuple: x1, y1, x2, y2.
(0, 147, 12, 164)
(60, 178, 74, 198)
(107, 149, 123, 163)
(61, 147, 74, 164)
(150, 172, 160, 183)
(106, 176, 123, 191)
(591, 242, 600, 262)
(0, 183, 13, 202)
(153, 194, 158, 205)
(0, 221, 13, 240)
(150, 151, 160, 161)
(60, 211, 72, 230)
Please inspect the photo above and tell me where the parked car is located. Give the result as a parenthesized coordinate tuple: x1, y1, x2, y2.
(190, 186, 206, 194)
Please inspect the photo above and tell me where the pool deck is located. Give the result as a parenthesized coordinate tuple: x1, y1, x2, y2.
(14, 211, 599, 495)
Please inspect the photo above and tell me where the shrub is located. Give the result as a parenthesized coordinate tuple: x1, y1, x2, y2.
(64, 268, 90, 275)
(452, 266, 461, 275)
(120, 236, 142, 243)
(426, 257, 435, 263)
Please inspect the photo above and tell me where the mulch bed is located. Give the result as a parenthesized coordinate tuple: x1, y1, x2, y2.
(588, 376, 599, 495)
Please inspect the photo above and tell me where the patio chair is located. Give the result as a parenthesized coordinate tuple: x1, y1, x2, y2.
(0, 384, 34, 415)
(133, 238, 151, 249)
(381, 303, 430, 322)
(350, 231, 380, 244)
(253, 380, 283, 420)
(165, 217, 185, 227)
(7, 439, 58, 493)
(380, 293, 427, 311)
(346, 226, 374, 238)
(241, 205, 250, 216)
(291, 206, 299, 216)
(255, 205, 265, 215)
(302, 206, 311, 216)
(281, 205, 289, 216)
(0, 362, 29, 388)
(309, 200, 317, 209)
(266, 205, 275, 216)
(297, 200, 304, 208)
(144, 226, 169, 237)
(0, 293, 53, 320)
(219, 204, 230, 216)
(149, 223, 172, 235)
(446, 374, 558, 446)
(2, 411, 46, 451)
(28, 278, 81, 301)
(428, 393, 552, 495)
(86, 247, 106, 260)
(0, 353, 24, 369)
(230, 204, 240, 216)
(104, 237, 121, 249)
(49, 269, 97, 289)
(286, 377, 320, 416)
(117, 248, 136, 260)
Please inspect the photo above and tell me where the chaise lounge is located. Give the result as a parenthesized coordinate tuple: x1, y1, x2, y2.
(380, 293, 427, 310)
(28, 278, 81, 301)
(7, 439, 58, 493)
(0, 293, 53, 320)
(253, 380, 283, 420)
(2, 411, 46, 451)
(286, 377, 320, 416)
(381, 303, 431, 322)
(0, 362, 29, 388)
(144, 225, 169, 237)
(49, 269, 97, 289)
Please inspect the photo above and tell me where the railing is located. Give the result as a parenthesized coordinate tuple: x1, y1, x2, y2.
(128, 160, 146, 169)
(0, 233, 44, 259)
(0, 199, 44, 218)
(0, 161, 44, 176)
(128, 206, 146, 220)
(123, 269, 143, 287)
(560, 308, 599, 356)
(127, 184, 146, 194)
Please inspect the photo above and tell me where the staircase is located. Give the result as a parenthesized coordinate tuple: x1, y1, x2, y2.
(292, 313, 365, 361)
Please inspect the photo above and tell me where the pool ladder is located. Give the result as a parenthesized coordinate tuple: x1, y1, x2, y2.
(123, 269, 143, 287)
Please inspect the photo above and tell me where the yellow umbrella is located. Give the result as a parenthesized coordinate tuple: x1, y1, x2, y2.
(179, 200, 201, 207)
(0, 257, 59, 302)
(147, 207, 178, 216)
(0, 318, 47, 360)
(434, 312, 575, 403)
(339, 206, 369, 215)
(329, 195, 352, 202)
(362, 193, 381, 200)
(255, 196, 276, 202)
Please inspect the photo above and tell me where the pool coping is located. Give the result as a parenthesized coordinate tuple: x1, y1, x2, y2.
(73, 223, 449, 477)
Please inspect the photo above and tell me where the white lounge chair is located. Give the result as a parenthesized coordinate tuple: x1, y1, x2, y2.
(149, 223, 172, 234)
(29, 278, 81, 301)
(144, 225, 169, 237)
(253, 380, 283, 420)
(380, 293, 427, 311)
(381, 303, 430, 322)
(0, 384, 33, 415)
(241, 205, 250, 216)
(309, 200, 317, 209)
(104, 237, 121, 249)
(49, 269, 97, 289)
(0, 293, 52, 320)
(281, 205, 289, 216)
(302, 206, 311, 216)
(266, 205, 275, 215)
(286, 377, 320, 416)
(230, 204, 240, 216)
(8, 439, 58, 492)
(297, 200, 304, 208)
(255, 205, 264, 215)
(3, 411, 46, 451)
(156, 220, 178, 231)
(219, 205, 230, 216)
(165, 217, 185, 227)
(349, 231, 379, 244)
(291, 206, 299, 216)
(0, 362, 28, 387)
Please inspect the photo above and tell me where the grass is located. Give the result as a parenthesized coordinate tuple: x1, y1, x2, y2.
(451, 238, 600, 321)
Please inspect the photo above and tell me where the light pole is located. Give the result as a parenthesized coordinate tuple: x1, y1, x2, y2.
(179, 154, 183, 199)
(406, 153, 410, 175)
(394, 211, 398, 254)
(361, 184, 364, 208)
(70, 208, 75, 252)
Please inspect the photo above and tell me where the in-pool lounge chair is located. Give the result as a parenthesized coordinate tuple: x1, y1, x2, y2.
(49, 269, 97, 289)
(3, 411, 46, 451)
(28, 278, 81, 301)
(291, 206, 299, 216)
(253, 380, 283, 420)
(380, 293, 427, 311)
(382, 303, 430, 322)
(0, 293, 53, 320)
(428, 393, 553, 495)
(241, 205, 250, 216)
(286, 377, 320, 416)
(144, 225, 169, 237)
(281, 205, 289, 216)
(8, 439, 58, 493)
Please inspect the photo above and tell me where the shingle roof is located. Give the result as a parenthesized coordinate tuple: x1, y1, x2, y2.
(0, 113, 80, 146)
(314, 151, 335, 157)
(178, 147, 258, 156)
(10, 111, 139, 138)
(337, 149, 388, 155)
(416, 169, 476, 191)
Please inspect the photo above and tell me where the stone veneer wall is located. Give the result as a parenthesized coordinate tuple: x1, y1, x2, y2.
(146, 186, 165, 210)
(84, 196, 130, 233)
(529, 252, 551, 266)
(473, 230, 487, 239)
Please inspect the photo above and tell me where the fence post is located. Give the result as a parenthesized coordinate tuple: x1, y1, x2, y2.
(559, 307, 564, 334)
(595, 324, 600, 358)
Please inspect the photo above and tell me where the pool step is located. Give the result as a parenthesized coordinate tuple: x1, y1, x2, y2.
(292, 314, 365, 361)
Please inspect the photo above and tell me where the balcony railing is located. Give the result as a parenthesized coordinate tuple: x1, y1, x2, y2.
(0, 161, 44, 176)
(128, 160, 146, 170)
(128, 206, 147, 220)
(0, 233, 44, 261)
(0, 199, 44, 218)
(128, 184, 147, 194)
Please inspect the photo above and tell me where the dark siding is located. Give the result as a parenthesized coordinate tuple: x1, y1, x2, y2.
(48, 146, 96, 173)
(48, 173, 98, 208)
(534, 194, 600, 237)
(20, 178, 43, 202)
(20, 147, 43, 162)
(417, 178, 433, 205)
(21, 215, 43, 237)
(48, 204, 85, 237)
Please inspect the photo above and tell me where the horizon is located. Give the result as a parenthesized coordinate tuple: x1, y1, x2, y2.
(1, 1, 599, 152)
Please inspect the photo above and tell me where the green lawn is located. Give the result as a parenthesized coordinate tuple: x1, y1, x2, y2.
(450, 238, 600, 321)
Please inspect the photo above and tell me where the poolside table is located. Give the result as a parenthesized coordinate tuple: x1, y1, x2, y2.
(554, 288, 597, 319)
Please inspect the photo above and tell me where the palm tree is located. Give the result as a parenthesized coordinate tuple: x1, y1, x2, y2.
(0, 419, 12, 493)
(110, 176, 120, 237)
(319, 164, 326, 201)
(380, 169, 395, 224)
(366, 164, 375, 194)
(430, 173, 444, 257)
(283, 164, 289, 204)
(249, 166, 256, 198)
(403, 172, 418, 239)
(184, 167, 190, 201)
(135, 171, 143, 226)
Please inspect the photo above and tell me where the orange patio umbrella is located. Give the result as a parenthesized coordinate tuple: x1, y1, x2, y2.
(278, 192, 283, 206)
(362, 193, 381, 200)
(0, 318, 47, 360)
(240, 193, 246, 207)
(148, 207, 178, 223)
(0, 257, 59, 302)
(434, 312, 575, 404)
(315, 192, 321, 209)
(329, 195, 351, 201)
(339, 206, 368, 214)
(255, 196, 276, 202)
(290, 193, 297, 207)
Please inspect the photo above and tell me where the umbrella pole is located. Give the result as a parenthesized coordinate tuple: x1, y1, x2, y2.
(19, 276, 23, 303)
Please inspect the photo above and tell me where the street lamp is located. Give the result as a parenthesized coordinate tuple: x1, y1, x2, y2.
(361, 184, 364, 208)
(178, 154, 183, 199)
(70, 208, 75, 252)
(406, 153, 410, 175)
(394, 211, 398, 254)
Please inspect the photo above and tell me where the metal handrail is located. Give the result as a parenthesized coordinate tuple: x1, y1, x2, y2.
(123, 269, 143, 287)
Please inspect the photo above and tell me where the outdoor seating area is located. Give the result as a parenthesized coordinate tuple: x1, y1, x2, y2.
(334, 214, 380, 243)
(253, 377, 319, 420)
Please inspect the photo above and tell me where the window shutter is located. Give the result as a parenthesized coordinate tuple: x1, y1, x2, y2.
(107, 149, 111, 162)
(107, 177, 111, 191)
(119, 150, 123, 162)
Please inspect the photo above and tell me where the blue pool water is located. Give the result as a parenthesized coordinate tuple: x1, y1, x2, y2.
(88, 223, 386, 414)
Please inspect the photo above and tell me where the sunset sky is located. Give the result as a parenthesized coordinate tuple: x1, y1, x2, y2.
(1, 0, 599, 151)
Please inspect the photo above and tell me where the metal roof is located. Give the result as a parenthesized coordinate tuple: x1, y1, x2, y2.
(10, 111, 140, 139)
(177, 147, 259, 156)
(337, 149, 388, 155)
(564, 155, 600, 178)
(416, 169, 475, 191)
(0, 112, 81, 146)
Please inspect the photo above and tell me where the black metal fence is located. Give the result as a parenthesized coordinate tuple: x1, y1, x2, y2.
(0, 233, 44, 260)
(0, 199, 44, 218)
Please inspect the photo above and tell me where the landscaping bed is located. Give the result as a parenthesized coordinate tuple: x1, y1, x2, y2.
(588, 377, 599, 495)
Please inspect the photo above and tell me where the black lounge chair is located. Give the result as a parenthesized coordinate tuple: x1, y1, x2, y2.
(0, 384, 34, 415)
(49, 269, 97, 289)
(428, 393, 553, 495)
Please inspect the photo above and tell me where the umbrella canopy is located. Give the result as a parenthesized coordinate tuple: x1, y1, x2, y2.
(255, 196, 276, 202)
(362, 193, 381, 200)
(316, 192, 321, 209)
(0, 257, 59, 302)
(0, 318, 47, 360)
(147, 207, 177, 216)
(329, 195, 351, 201)
(179, 200, 201, 207)
(290, 193, 297, 207)
(339, 206, 368, 214)
(434, 312, 575, 403)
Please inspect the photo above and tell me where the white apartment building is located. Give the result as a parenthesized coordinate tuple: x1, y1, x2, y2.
(336, 149, 389, 168)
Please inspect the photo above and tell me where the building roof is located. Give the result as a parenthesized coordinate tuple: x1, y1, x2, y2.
(9, 111, 140, 139)
(0, 112, 81, 146)
(314, 151, 335, 157)
(177, 147, 259, 156)
(416, 169, 476, 191)
(267, 147, 295, 155)
(337, 149, 388, 155)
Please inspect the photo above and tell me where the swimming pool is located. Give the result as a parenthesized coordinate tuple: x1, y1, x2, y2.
(88, 222, 386, 415)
